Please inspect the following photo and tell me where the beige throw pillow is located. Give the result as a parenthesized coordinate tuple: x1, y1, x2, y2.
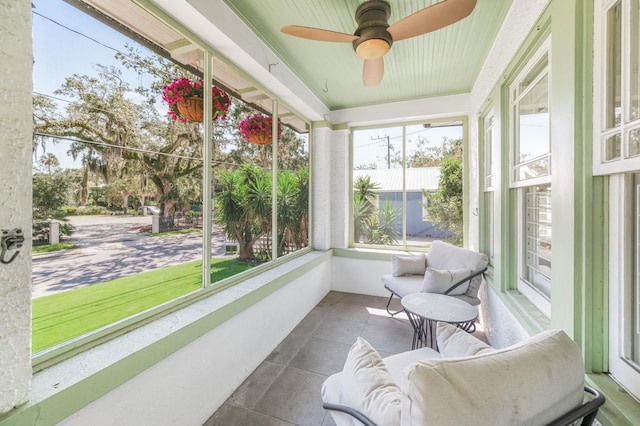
(436, 322, 494, 357)
(421, 267, 471, 295)
(391, 253, 426, 277)
(340, 337, 401, 426)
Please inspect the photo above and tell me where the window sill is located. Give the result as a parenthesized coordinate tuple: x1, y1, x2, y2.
(587, 373, 640, 425)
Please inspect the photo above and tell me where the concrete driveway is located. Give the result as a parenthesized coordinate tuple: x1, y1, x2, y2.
(32, 215, 228, 299)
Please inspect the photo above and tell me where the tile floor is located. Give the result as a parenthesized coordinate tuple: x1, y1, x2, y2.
(203, 291, 416, 426)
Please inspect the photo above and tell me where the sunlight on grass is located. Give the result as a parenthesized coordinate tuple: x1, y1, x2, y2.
(32, 243, 78, 253)
(150, 228, 200, 237)
(32, 258, 256, 353)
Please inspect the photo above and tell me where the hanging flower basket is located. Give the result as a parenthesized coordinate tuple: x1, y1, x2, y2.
(238, 114, 283, 145)
(162, 77, 230, 123)
(247, 134, 273, 145)
(175, 97, 204, 122)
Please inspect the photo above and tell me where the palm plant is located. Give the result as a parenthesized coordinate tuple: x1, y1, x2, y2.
(215, 165, 271, 260)
(276, 168, 309, 255)
(353, 175, 379, 243)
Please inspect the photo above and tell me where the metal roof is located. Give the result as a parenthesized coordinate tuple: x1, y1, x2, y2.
(353, 167, 441, 192)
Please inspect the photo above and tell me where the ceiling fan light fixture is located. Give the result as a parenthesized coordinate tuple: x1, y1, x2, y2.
(355, 38, 390, 59)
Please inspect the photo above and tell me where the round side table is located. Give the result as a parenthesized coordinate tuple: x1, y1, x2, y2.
(401, 293, 478, 350)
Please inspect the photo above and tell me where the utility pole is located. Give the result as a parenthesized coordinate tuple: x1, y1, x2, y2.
(371, 135, 391, 169)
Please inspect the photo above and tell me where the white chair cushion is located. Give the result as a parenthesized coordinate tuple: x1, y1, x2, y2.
(391, 253, 426, 277)
(382, 347, 440, 383)
(435, 322, 494, 357)
(381, 274, 423, 297)
(400, 329, 585, 426)
(421, 267, 472, 295)
(333, 337, 402, 426)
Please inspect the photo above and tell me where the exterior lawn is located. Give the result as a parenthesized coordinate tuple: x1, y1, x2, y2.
(32, 258, 256, 353)
(32, 243, 78, 253)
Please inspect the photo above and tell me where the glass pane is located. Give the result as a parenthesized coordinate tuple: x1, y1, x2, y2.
(32, 0, 212, 352)
(519, 55, 549, 95)
(352, 122, 464, 247)
(606, 2, 622, 129)
(353, 126, 403, 246)
(484, 115, 494, 189)
(277, 124, 309, 256)
(515, 156, 550, 181)
(518, 74, 550, 164)
(405, 123, 463, 248)
(523, 185, 552, 299)
(627, 173, 640, 366)
(630, 128, 640, 157)
(631, 0, 640, 122)
(605, 133, 622, 161)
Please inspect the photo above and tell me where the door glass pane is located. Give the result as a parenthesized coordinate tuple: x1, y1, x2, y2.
(627, 173, 640, 366)
(630, 0, 640, 122)
(606, 2, 622, 129)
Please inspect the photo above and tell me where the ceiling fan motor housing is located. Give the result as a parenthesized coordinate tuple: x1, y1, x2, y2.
(352, 0, 393, 59)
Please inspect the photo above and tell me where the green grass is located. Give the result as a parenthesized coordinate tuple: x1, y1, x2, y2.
(151, 228, 200, 237)
(32, 243, 79, 253)
(32, 258, 256, 353)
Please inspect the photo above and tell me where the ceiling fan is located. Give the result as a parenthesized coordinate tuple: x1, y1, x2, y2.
(280, 0, 477, 87)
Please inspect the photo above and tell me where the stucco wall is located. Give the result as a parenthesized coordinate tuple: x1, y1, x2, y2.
(0, 0, 33, 415)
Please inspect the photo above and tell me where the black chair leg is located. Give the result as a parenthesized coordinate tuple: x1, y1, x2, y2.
(386, 293, 403, 317)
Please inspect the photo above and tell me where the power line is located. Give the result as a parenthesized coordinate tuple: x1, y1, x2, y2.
(32, 10, 122, 55)
(33, 132, 243, 168)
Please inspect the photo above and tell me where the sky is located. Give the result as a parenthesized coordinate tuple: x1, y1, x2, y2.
(32, 0, 157, 169)
(353, 124, 463, 170)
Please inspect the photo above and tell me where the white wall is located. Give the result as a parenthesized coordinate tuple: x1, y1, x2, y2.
(0, 0, 33, 415)
(331, 256, 392, 297)
(60, 260, 331, 426)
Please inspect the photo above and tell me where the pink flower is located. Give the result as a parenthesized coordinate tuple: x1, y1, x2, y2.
(162, 77, 231, 121)
(238, 114, 283, 142)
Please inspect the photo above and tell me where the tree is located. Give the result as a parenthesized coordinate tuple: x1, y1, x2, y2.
(32, 171, 74, 240)
(424, 158, 463, 245)
(33, 44, 310, 228)
(215, 165, 271, 260)
(37, 152, 60, 175)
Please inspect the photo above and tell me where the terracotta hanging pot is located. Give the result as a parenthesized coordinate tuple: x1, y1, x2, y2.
(175, 97, 204, 122)
(247, 133, 272, 145)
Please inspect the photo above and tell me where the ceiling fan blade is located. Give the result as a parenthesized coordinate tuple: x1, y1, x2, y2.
(388, 0, 477, 42)
(280, 25, 358, 43)
(363, 57, 384, 87)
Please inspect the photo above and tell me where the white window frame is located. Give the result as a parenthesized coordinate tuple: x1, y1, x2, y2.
(507, 38, 552, 314)
(594, 0, 640, 174)
(482, 111, 496, 264)
(509, 37, 552, 188)
(609, 173, 640, 399)
(484, 113, 496, 191)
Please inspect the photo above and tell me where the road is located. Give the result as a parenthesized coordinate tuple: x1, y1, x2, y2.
(31, 215, 228, 299)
